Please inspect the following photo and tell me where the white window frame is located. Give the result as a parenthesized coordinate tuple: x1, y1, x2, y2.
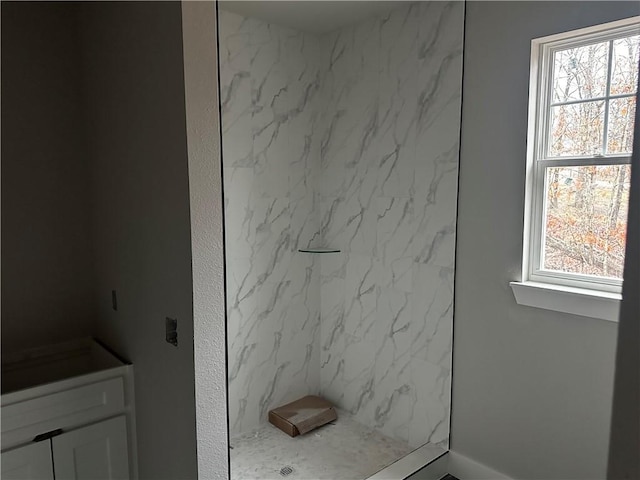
(512, 17, 640, 321)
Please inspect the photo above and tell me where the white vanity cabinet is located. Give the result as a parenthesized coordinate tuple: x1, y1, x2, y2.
(1, 441, 54, 480)
(2, 416, 129, 480)
(1, 339, 138, 480)
(51, 415, 130, 480)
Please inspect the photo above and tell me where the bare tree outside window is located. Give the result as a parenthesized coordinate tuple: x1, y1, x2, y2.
(542, 33, 638, 280)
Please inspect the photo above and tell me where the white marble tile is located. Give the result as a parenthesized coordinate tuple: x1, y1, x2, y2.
(376, 5, 419, 199)
(320, 193, 378, 256)
(343, 255, 378, 341)
(411, 264, 454, 370)
(321, 333, 377, 428)
(372, 286, 414, 442)
(319, 252, 347, 314)
(375, 288, 413, 356)
(411, 195, 458, 269)
(409, 358, 451, 448)
(227, 265, 321, 434)
(318, 18, 380, 203)
(372, 352, 413, 443)
(376, 110, 416, 199)
(225, 197, 291, 274)
(416, 2, 464, 137)
(290, 194, 319, 253)
(377, 197, 414, 263)
(230, 409, 414, 480)
(318, 0, 463, 450)
(220, 9, 323, 436)
(379, 256, 414, 293)
(221, 1, 464, 450)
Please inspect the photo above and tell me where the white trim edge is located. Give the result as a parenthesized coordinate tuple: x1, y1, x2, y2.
(405, 453, 448, 480)
(367, 444, 446, 480)
(182, 3, 229, 479)
(510, 281, 621, 322)
(447, 451, 513, 480)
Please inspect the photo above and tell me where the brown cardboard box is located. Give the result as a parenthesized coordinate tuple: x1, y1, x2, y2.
(268, 395, 337, 437)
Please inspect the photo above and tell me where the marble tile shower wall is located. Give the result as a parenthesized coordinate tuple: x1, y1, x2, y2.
(317, 1, 463, 449)
(219, 2, 464, 447)
(219, 10, 324, 436)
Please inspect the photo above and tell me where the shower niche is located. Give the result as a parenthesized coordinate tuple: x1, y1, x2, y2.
(218, 1, 464, 478)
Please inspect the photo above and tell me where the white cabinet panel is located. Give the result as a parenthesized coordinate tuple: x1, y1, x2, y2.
(1, 441, 54, 480)
(52, 416, 129, 480)
(2, 377, 125, 449)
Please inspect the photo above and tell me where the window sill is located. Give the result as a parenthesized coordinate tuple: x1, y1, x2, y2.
(510, 281, 621, 322)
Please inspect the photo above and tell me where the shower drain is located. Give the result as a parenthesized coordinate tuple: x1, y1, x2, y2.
(280, 466, 294, 476)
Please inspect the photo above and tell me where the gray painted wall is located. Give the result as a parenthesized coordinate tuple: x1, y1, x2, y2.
(78, 3, 198, 478)
(1, 3, 95, 353)
(453, 2, 640, 479)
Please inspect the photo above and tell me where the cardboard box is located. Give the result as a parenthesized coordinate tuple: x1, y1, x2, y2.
(268, 395, 337, 437)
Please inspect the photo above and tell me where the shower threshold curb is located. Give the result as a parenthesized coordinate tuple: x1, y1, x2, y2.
(367, 443, 447, 480)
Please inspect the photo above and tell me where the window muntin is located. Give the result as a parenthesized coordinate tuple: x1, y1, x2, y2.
(545, 35, 638, 159)
(551, 41, 609, 104)
(527, 19, 640, 293)
(548, 100, 606, 157)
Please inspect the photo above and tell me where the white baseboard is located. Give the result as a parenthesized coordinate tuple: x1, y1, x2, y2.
(447, 451, 513, 480)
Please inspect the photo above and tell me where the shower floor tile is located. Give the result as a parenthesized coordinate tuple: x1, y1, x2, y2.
(230, 409, 415, 480)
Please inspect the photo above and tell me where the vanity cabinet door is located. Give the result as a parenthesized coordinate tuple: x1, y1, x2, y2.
(1, 441, 54, 480)
(52, 416, 129, 480)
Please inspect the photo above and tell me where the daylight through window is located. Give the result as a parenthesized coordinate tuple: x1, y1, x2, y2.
(526, 18, 639, 292)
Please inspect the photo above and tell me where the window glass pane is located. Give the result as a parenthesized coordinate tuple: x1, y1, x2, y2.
(610, 35, 640, 95)
(552, 42, 609, 103)
(607, 96, 636, 154)
(549, 101, 605, 156)
(543, 165, 630, 279)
